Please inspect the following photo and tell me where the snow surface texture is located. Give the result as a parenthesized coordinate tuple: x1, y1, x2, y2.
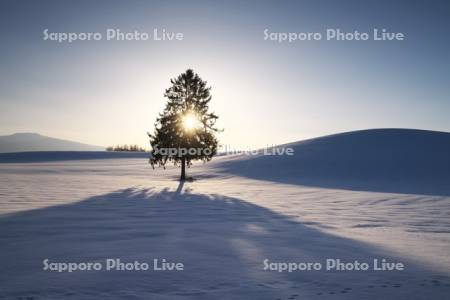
(0, 129, 449, 299)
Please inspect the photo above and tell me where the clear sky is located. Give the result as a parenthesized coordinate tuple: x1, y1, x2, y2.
(1, 0, 449, 149)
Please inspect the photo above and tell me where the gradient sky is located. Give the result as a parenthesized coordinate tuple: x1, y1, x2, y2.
(1, 0, 449, 149)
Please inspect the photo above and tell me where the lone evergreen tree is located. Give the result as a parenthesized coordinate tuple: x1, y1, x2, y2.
(148, 69, 219, 180)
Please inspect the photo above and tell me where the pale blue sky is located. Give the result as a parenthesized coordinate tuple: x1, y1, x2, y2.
(1, 0, 449, 149)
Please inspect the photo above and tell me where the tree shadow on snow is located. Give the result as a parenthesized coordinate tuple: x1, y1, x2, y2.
(0, 186, 449, 299)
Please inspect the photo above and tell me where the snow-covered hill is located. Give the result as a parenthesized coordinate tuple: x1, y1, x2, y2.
(0, 132, 104, 153)
(0, 151, 149, 163)
(0, 129, 449, 299)
(216, 129, 450, 196)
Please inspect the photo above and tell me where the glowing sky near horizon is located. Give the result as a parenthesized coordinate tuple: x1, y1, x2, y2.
(1, 0, 449, 149)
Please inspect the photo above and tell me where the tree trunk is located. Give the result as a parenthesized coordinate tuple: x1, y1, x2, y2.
(180, 157, 186, 181)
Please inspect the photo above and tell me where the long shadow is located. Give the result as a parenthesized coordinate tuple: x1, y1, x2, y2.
(0, 187, 449, 299)
(215, 129, 450, 196)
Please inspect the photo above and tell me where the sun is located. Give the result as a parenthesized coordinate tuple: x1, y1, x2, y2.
(181, 112, 201, 132)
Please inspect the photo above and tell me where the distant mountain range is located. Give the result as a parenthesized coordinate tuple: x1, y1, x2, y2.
(0, 133, 104, 153)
